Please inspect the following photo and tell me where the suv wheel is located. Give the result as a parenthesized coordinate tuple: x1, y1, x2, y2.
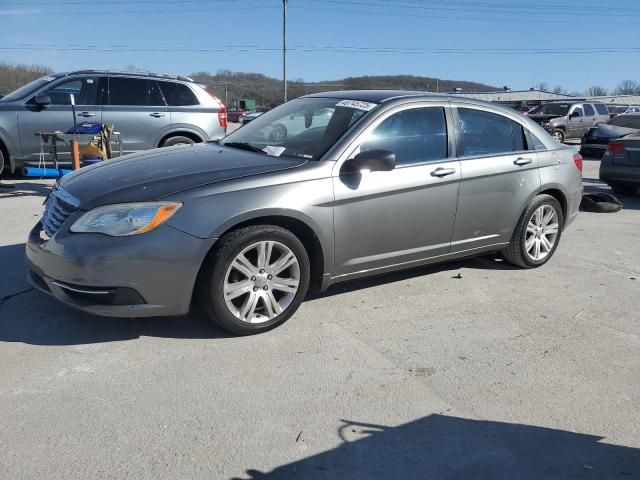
(160, 135, 196, 147)
(503, 194, 564, 268)
(552, 129, 565, 143)
(198, 225, 310, 335)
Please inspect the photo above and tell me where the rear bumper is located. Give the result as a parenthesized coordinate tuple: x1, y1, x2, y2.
(599, 164, 640, 185)
(26, 222, 216, 317)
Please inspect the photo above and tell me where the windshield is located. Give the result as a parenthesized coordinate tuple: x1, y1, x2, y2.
(0, 74, 61, 102)
(529, 103, 571, 116)
(220, 97, 376, 160)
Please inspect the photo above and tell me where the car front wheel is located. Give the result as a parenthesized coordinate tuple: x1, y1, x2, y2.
(552, 129, 565, 143)
(503, 194, 564, 268)
(198, 225, 310, 335)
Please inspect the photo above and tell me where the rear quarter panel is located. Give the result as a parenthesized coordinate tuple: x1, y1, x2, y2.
(537, 147, 582, 227)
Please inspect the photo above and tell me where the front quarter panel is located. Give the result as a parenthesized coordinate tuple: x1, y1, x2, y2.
(165, 161, 335, 273)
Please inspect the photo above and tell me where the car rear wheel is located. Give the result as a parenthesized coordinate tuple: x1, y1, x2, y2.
(552, 129, 565, 143)
(610, 183, 638, 196)
(198, 225, 310, 335)
(160, 135, 196, 147)
(502, 194, 564, 268)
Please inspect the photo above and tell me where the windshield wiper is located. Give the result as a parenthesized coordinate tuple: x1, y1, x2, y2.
(221, 142, 266, 154)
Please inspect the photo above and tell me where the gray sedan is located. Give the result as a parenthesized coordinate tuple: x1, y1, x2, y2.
(26, 91, 583, 335)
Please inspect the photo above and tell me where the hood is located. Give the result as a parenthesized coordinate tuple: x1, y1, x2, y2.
(527, 114, 563, 123)
(590, 123, 640, 139)
(59, 143, 307, 210)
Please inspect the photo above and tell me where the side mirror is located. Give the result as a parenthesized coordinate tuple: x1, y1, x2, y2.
(34, 94, 51, 108)
(347, 149, 396, 173)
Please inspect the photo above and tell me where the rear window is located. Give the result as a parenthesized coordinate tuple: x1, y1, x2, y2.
(608, 105, 628, 114)
(594, 103, 609, 115)
(583, 104, 595, 117)
(610, 115, 640, 129)
(457, 108, 523, 156)
(157, 81, 199, 106)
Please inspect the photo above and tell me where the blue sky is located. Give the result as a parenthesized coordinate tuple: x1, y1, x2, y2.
(0, 0, 638, 93)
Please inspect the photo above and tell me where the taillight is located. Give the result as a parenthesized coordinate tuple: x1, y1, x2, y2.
(607, 142, 625, 155)
(573, 152, 583, 172)
(218, 105, 228, 130)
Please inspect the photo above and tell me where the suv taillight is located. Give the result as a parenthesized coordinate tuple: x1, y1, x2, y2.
(573, 152, 583, 172)
(218, 105, 228, 130)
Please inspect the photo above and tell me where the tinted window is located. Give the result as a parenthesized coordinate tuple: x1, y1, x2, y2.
(158, 81, 199, 106)
(149, 81, 165, 106)
(584, 104, 595, 117)
(594, 103, 609, 115)
(108, 77, 148, 106)
(361, 107, 447, 166)
(608, 105, 629, 114)
(511, 120, 527, 151)
(457, 108, 515, 156)
(45, 77, 102, 105)
(571, 106, 583, 117)
(610, 115, 640, 129)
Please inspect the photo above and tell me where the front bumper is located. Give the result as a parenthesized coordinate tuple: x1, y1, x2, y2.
(26, 221, 216, 317)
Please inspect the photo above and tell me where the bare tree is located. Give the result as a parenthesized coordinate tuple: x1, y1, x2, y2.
(552, 85, 567, 95)
(586, 86, 608, 97)
(534, 82, 549, 92)
(0, 62, 52, 95)
(614, 80, 640, 95)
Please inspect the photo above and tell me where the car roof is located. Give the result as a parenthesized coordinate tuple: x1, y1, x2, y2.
(59, 69, 194, 82)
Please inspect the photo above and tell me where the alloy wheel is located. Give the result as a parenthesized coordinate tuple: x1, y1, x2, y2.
(525, 205, 559, 262)
(223, 241, 300, 324)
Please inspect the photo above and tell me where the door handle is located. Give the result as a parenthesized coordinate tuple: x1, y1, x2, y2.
(514, 157, 533, 166)
(431, 167, 456, 177)
(78, 112, 95, 117)
(150, 112, 165, 118)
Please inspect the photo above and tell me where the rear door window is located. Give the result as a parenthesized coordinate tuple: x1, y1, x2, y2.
(594, 103, 609, 116)
(157, 81, 199, 106)
(583, 104, 595, 117)
(108, 77, 149, 106)
(457, 108, 518, 156)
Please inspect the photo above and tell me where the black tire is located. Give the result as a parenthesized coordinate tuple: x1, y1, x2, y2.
(0, 148, 4, 177)
(197, 225, 310, 335)
(502, 194, 564, 269)
(580, 192, 623, 213)
(610, 183, 638, 196)
(160, 135, 196, 148)
(552, 129, 565, 143)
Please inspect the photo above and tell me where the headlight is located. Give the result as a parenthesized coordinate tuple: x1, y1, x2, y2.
(70, 202, 181, 236)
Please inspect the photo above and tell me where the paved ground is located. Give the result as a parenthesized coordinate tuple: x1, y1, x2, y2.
(0, 156, 639, 479)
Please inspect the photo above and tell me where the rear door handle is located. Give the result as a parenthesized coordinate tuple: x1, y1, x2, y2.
(78, 112, 95, 117)
(431, 167, 456, 177)
(514, 157, 533, 166)
(150, 112, 165, 118)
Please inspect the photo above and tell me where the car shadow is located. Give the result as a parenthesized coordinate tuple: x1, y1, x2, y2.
(232, 414, 640, 480)
(0, 180, 52, 199)
(310, 254, 518, 300)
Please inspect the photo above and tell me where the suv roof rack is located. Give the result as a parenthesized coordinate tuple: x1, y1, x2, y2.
(67, 69, 194, 82)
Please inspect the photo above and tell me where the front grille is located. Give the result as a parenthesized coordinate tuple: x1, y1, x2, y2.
(42, 184, 79, 237)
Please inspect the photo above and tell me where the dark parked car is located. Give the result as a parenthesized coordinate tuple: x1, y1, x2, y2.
(26, 91, 582, 335)
(240, 111, 264, 124)
(581, 114, 640, 157)
(600, 136, 640, 195)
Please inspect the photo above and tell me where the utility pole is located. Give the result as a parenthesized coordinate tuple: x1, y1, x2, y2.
(283, 0, 288, 103)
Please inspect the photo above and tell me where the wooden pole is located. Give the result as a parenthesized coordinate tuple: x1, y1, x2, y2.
(71, 140, 80, 170)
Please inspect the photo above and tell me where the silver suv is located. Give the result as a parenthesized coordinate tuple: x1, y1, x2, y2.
(0, 70, 227, 175)
(527, 101, 610, 143)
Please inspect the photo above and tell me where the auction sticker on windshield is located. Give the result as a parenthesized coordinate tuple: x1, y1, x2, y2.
(336, 100, 377, 111)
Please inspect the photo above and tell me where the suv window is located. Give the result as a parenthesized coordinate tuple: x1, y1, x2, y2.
(594, 103, 609, 116)
(108, 77, 149, 106)
(583, 104, 595, 117)
(457, 108, 523, 156)
(43, 77, 103, 105)
(361, 107, 447, 166)
(570, 106, 583, 117)
(157, 81, 199, 106)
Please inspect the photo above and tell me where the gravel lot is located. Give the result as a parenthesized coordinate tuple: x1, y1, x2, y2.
(0, 155, 638, 479)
